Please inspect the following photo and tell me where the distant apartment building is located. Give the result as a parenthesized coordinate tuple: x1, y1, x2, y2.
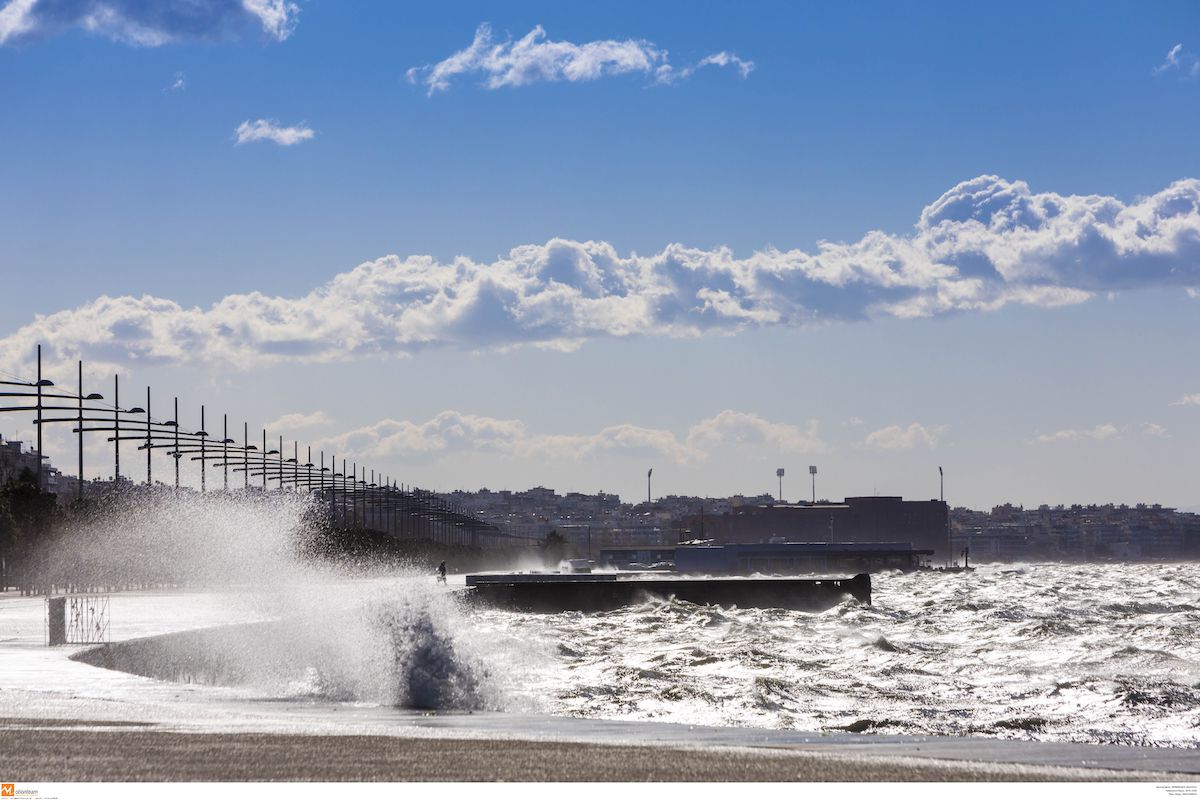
(951, 503, 1200, 562)
(0, 436, 62, 493)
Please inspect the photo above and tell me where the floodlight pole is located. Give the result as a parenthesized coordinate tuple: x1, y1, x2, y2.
(647, 467, 653, 504)
(223, 414, 229, 491)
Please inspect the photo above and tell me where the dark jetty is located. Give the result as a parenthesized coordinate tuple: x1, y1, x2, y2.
(464, 572, 871, 612)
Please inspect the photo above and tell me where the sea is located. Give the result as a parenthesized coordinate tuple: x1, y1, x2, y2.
(439, 562, 1200, 748)
(104, 561, 1197, 750)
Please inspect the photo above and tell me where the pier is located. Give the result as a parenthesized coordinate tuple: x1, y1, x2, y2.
(464, 571, 872, 611)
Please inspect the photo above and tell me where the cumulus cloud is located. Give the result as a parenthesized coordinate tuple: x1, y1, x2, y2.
(1034, 424, 1122, 444)
(165, 71, 186, 92)
(656, 50, 754, 84)
(1170, 393, 1200, 406)
(264, 410, 333, 432)
(686, 411, 828, 455)
(5, 175, 1200, 373)
(311, 410, 827, 465)
(234, 119, 314, 146)
(0, 0, 36, 43)
(407, 23, 752, 95)
(1141, 422, 1170, 438)
(1154, 43, 1199, 77)
(0, 0, 299, 46)
(862, 422, 946, 450)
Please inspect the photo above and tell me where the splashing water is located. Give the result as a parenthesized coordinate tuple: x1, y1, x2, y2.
(52, 489, 503, 711)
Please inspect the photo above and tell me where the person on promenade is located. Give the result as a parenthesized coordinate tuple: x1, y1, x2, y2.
(437, 561, 447, 584)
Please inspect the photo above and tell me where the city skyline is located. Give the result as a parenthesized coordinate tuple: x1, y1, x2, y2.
(2, 1, 1198, 510)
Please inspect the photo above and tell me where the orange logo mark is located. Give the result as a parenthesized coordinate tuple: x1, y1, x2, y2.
(1, 784, 14, 797)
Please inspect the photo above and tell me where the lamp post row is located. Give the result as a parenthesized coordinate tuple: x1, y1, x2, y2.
(0, 345, 500, 547)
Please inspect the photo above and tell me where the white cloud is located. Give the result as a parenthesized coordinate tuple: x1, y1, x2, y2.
(685, 411, 828, 455)
(1170, 393, 1200, 406)
(241, 0, 298, 42)
(407, 23, 752, 95)
(5, 175, 1200, 373)
(1141, 422, 1170, 438)
(311, 409, 827, 465)
(166, 71, 186, 92)
(234, 119, 314, 146)
(1154, 43, 1200, 77)
(0, 0, 299, 46)
(264, 410, 333, 432)
(1155, 43, 1183, 74)
(0, 0, 37, 44)
(862, 422, 946, 451)
(656, 50, 755, 84)
(1034, 424, 1122, 444)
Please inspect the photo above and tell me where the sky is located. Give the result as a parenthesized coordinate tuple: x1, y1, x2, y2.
(1, 0, 1198, 510)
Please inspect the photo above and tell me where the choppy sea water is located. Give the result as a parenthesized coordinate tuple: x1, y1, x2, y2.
(77, 562, 1200, 749)
(449, 563, 1200, 748)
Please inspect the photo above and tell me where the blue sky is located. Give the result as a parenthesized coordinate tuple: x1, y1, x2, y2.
(1, 1, 1198, 508)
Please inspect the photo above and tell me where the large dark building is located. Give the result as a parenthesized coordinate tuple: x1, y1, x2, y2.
(681, 496, 952, 562)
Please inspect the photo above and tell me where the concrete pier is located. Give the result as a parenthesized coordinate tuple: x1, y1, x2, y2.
(464, 572, 871, 611)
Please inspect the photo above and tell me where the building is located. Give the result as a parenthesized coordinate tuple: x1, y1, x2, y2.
(679, 496, 952, 561)
(0, 436, 61, 493)
(596, 542, 932, 574)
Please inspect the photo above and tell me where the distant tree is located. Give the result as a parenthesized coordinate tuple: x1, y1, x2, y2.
(0, 468, 57, 593)
(540, 529, 567, 566)
(0, 497, 14, 591)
